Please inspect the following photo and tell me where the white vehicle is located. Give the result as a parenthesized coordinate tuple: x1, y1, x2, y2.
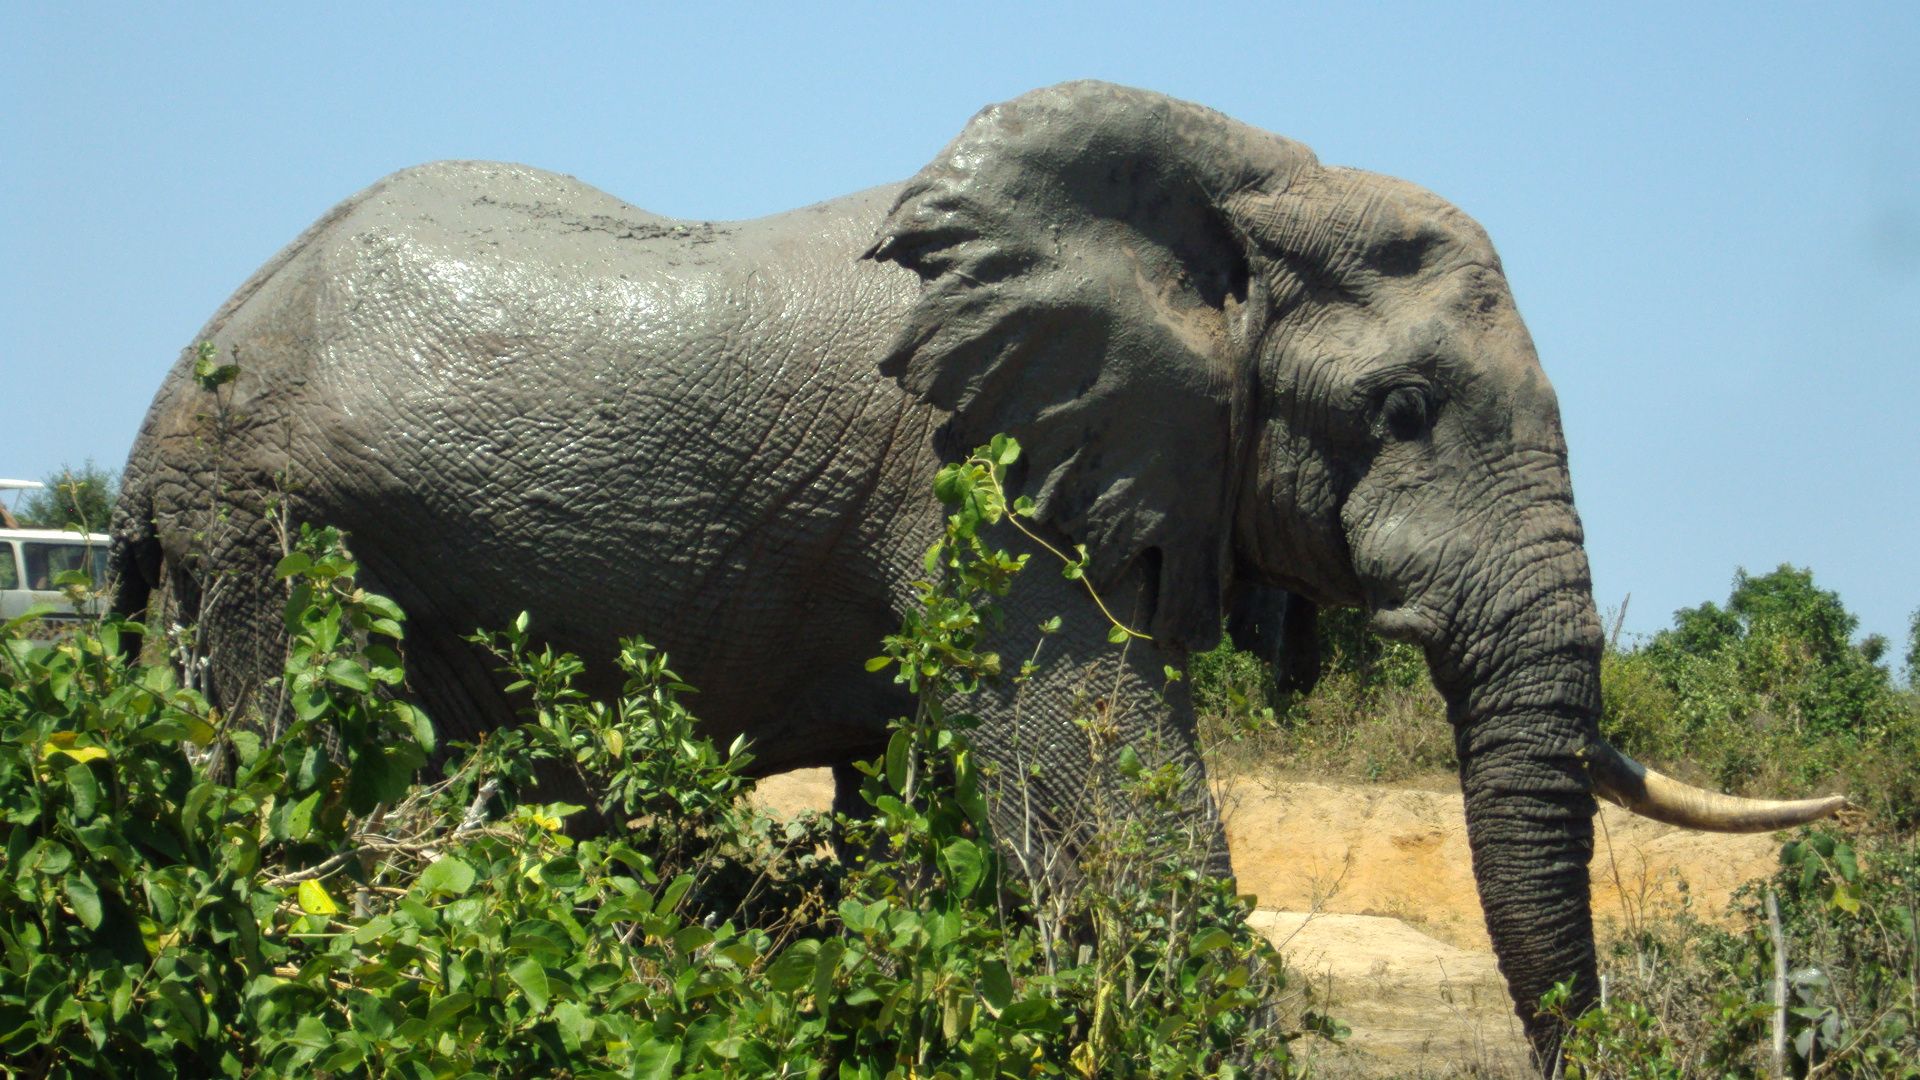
(1, 480, 112, 639)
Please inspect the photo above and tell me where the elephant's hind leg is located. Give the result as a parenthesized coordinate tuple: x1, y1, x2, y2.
(177, 507, 298, 732)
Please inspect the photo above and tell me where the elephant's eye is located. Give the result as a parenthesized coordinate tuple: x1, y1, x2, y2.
(1377, 385, 1431, 441)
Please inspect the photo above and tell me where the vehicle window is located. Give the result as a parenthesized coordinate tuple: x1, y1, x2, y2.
(22, 542, 106, 591)
(0, 543, 16, 590)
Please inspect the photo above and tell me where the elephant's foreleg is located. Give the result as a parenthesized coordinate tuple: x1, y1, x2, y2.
(960, 542, 1232, 888)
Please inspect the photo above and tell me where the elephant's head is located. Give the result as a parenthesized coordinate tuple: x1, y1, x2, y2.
(865, 82, 1842, 1066)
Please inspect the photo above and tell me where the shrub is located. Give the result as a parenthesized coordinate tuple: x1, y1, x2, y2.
(1554, 828, 1919, 1078)
(0, 440, 1325, 1077)
(1601, 566, 1920, 830)
(1194, 605, 1451, 782)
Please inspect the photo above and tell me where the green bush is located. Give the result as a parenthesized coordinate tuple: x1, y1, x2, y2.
(1191, 566, 1920, 806)
(1554, 828, 1919, 1078)
(1646, 566, 1898, 741)
(0, 441, 1325, 1077)
(1601, 566, 1920, 829)
(1194, 606, 1450, 782)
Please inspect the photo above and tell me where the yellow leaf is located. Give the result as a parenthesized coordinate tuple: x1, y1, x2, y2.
(1070, 1041, 1096, 1079)
(42, 732, 109, 763)
(297, 879, 342, 915)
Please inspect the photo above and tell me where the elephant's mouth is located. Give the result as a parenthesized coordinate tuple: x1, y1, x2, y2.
(1367, 602, 1440, 644)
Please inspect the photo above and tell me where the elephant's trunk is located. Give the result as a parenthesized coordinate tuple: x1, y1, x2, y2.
(1434, 540, 1846, 1068)
(1450, 653, 1603, 1066)
(1426, 519, 1610, 1068)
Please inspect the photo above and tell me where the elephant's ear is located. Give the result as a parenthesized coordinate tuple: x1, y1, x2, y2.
(865, 82, 1315, 648)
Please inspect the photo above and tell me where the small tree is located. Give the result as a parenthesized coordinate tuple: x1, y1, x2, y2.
(17, 461, 118, 532)
(1645, 565, 1895, 738)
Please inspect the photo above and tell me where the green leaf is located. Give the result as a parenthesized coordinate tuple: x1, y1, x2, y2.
(812, 938, 845, 1015)
(632, 1040, 681, 1080)
(885, 729, 912, 793)
(933, 464, 966, 505)
(1108, 623, 1130, 644)
(838, 897, 874, 934)
(508, 956, 550, 1014)
(293, 686, 332, 721)
(325, 658, 371, 691)
(979, 959, 1014, 1016)
(65, 872, 103, 929)
(391, 701, 435, 753)
(193, 350, 240, 390)
(362, 643, 405, 680)
(1189, 927, 1233, 955)
(990, 433, 1022, 466)
(1000, 996, 1059, 1028)
(940, 838, 987, 897)
(360, 592, 405, 621)
(347, 743, 423, 813)
(865, 655, 892, 672)
(658, 874, 695, 913)
(552, 1000, 594, 1052)
(288, 1013, 330, 1050)
(672, 925, 715, 955)
(287, 790, 322, 840)
(64, 761, 101, 821)
(1832, 842, 1859, 884)
(274, 552, 313, 579)
(417, 856, 477, 897)
(765, 941, 820, 992)
(540, 856, 583, 889)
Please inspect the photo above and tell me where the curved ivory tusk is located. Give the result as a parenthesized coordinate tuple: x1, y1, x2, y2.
(1587, 740, 1848, 832)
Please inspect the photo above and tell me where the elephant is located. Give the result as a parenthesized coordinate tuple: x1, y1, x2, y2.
(111, 81, 1842, 1068)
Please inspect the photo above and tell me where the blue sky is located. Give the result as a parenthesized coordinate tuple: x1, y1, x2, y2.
(5, 3, 1916, 656)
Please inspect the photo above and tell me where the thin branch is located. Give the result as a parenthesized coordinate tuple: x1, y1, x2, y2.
(1768, 890, 1788, 1079)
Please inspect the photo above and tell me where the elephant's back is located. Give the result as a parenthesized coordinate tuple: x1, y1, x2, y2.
(294, 161, 910, 412)
(121, 160, 935, 733)
(264, 164, 926, 672)
(334, 160, 734, 280)
(284, 163, 920, 513)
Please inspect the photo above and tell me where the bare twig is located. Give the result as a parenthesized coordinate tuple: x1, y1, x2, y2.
(457, 779, 500, 835)
(1768, 889, 1788, 1079)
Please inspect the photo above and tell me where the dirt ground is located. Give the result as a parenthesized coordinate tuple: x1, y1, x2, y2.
(752, 766, 1786, 1076)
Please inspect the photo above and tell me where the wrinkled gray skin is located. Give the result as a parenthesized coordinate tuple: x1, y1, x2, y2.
(114, 83, 1613, 1064)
